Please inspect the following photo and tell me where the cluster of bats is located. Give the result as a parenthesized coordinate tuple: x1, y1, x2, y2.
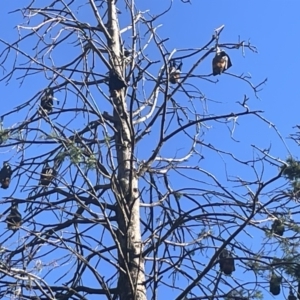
(4, 162, 56, 231)
(168, 48, 232, 85)
(13, 50, 300, 299)
(39, 48, 231, 114)
(269, 219, 300, 299)
(220, 230, 300, 300)
(104, 48, 232, 98)
(39, 72, 129, 113)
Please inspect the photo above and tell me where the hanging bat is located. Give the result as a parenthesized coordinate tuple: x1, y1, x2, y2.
(109, 71, 127, 97)
(40, 88, 54, 115)
(40, 163, 56, 186)
(271, 219, 284, 236)
(219, 249, 235, 275)
(6, 203, 22, 231)
(270, 272, 281, 296)
(212, 49, 232, 76)
(124, 49, 131, 57)
(0, 162, 12, 189)
(288, 288, 297, 300)
(169, 60, 183, 84)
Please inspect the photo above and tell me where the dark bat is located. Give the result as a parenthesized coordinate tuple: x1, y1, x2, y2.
(109, 71, 127, 97)
(0, 162, 12, 189)
(270, 272, 281, 296)
(271, 219, 284, 236)
(6, 203, 22, 231)
(40, 88, 54, 115)
(212, 50, 232, 76)
(288, 288, 297, 300)
(219, 249, 235, 275)
(169, 60, 182, 84)
(40, 163, 56, 186)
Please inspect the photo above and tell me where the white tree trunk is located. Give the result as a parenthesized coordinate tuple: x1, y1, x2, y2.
(108, 1, 146, 299)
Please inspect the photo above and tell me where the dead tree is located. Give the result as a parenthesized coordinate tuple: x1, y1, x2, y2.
(0, 1, 298, 300)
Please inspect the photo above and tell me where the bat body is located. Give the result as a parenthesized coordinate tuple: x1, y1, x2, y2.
(40, 88, 54, 114)
(270, 273, 281, 296)
(169, 60, 182, 84)
(288, 290, 296, 300)
(0, 162, 12, 189)
(6, 203, 22, 231)
(219, 249, 235, 275)
(212, 51, 232, 76)
(109, 71, 127, 97)
(40, 163, 56, 186)
(272, 219, 284, 236)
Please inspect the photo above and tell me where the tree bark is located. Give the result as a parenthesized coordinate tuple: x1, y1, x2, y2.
(107, 1, 146, 299)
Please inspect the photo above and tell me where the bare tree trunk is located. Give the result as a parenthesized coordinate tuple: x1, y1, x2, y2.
(1, 1, 280, 299)
(107, 1, 146, 299)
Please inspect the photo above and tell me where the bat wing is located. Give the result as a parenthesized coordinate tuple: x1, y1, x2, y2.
(225, 54, 232, 70)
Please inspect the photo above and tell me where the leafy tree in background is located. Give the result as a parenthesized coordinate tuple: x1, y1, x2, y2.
(0, 1, 299, 300)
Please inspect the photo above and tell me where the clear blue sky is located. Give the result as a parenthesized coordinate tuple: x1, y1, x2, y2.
(2, 1, 299, 159)
(0, 1, 299, 299)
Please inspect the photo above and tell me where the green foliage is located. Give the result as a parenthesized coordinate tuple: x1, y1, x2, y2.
(0, 117, 9, 145)
(282, 157, 300, 181)
(225, 290, 249, 300)
(282, 156, 300, 181)
(246, 257, 265, 275)
(289, 221, 300, 233)
(252, 290, 263, 300)
(282, 157, 300, 195)
(55, 151, 67, 164)
(55, 143, 96, 170)
(68, 144, 82, 164)
(0, 129, 9, 144)
(44, 131, 60, 140)
(283, 260, 300, 280)
(291, 181, 300, 194)
(85, 154, 97, 170)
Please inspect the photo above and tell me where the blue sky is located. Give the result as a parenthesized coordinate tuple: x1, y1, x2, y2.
(1, 1, 299, 140)
(0, 1, 300, 299)
(144, 0, 300, 148)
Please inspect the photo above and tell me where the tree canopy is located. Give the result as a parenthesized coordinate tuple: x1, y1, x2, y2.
(0, 1, 299, 300)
